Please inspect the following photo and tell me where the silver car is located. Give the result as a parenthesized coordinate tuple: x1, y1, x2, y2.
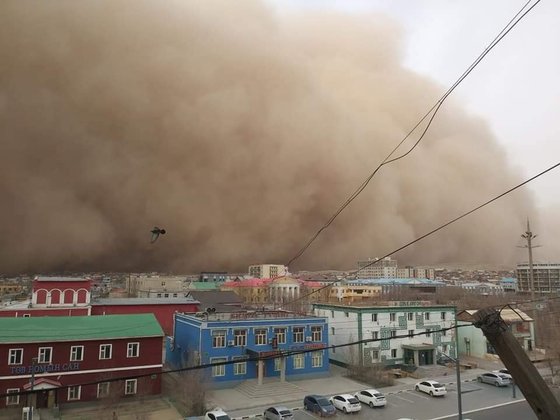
(263, 406, 294, 420)
(477, 372, 511, 387)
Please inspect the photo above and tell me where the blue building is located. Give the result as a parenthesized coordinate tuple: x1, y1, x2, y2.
(166, 310, 329, 387)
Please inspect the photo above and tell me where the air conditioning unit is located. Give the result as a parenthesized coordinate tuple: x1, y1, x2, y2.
(227, 340, 235, 347)
(305, 336, 312, 342)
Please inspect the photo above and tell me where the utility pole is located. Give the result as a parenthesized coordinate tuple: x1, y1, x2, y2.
(520, 219, 539, 299)
(473, 308, 560, 419)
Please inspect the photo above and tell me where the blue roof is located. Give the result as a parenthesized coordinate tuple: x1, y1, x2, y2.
(500, 277, 517, 283)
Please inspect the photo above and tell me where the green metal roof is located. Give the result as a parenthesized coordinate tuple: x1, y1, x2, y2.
(0, 314, 164, 344)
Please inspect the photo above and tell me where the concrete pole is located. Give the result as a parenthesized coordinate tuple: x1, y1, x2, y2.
(454, 317, 463, 420)
(257, 360, 263, 385)
(473, 308, 560, 420)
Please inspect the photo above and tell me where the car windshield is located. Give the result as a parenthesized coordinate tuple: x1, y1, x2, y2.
(216, 416, 231, 420)
(373, 393, 384, 397)
(498, 374, 509, 379)
(348, 398, 359, 404)
(317, 398, 331, 406)
(279, 410, 292, 415)
(432, 383, 443, 388)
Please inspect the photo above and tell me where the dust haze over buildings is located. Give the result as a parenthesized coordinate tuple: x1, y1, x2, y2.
(0, 0, 544, 275)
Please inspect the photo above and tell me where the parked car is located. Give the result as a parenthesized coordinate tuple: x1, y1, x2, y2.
(303, 395, 336, 417)
(354, 389, 387, 408)
(415, 380, 447, 397)
(263, 406, 294, 420)
(478, 372, 511, 387)
(329, 394, 362, 413)
(204, 408, 231, 420)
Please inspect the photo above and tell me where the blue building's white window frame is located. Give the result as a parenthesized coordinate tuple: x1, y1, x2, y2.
(234, 329, 247, 347)
(211, 357, 227, 377)
(212, 330, 227, 348)
(293, 353, 304, 369)
(311, 326, 322, 342)
(232, 356, 247, 375)
(311, 351, 323, 368)
(255, 328, 267, 345)
(274, 358, 282, 371)
(274, 327, 286, 344)
(293, 326, 304, 343)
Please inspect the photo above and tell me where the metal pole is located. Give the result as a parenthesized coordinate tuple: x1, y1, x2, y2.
(454, 310, 463, 420)
(30, 357, 38, 420)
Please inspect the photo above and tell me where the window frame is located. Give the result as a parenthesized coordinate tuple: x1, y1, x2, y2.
(38, 347, 53, 364)
(125, 379, 137, 395)
(232, 356, 247, 375)
(293, 353, 304, 369)
(372, 313, 378, 322)
(234, 329, 247, 347)
(391, 349, 397, 358)
(70, 345, 84, 362)
(99, 344, 112, 360)
(389, 313, 396, 322)
(127, 342, 140, 358)
(311, 326, 322, 342)
(97, 382, 110, 398)
(311, 351, 323, 368)
(273, 327, 286, 344)
(8, 348, 23, 365)
(6, 388, 19, 405)
(210, 357, 227, 377)
(67, 386, 81, 401)
(254, 328, 267, 345)
(293, 326, 304, 343)
(212, 330, 227, 348)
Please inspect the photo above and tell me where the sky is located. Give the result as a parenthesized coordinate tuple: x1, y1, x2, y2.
(276, 0, 560, 209)
(1, 0, 557, 274)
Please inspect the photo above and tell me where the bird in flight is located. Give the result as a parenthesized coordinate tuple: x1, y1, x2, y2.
(150, 227, 166, 243)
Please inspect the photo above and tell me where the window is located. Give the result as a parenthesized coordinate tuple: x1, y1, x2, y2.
(38, 347, 52, 363)
(442, 344, 448, 353)
(274, 328, 286, 344)
(99, 344, 112, 360)
(274, 358, 282, 371)
(331, 310, 335, 318)
(390, 313, 396, 322)
(293, 327, 304, 343)
(372, 313, 378, 322)
(344, 312, 349, 318)
(127, 342, 139, 358)
(311, 326, 322, 342)
(441, 312, 446, 320)
(212, 330, 226, 348)
(408, 329, 414, 338)
(391, 349, 397, 358)
(425, 312, 431, 320)
(97, 382, 110, 398)
(8, 349, 23, 365)
(70, 346, 84, 362)
(407, 312, 414, 321)
(425, 328, 432, 337)
(233, 357, 247, 375)
(255, 329, 267, 345)
(172, 293, 178, 298)
(371, 350, 379, 360)
(211, 357, 227, 377)
(442, 329, 447, 336)
(331, 327, 335, 336)
(390, 330, 397, 338)
(234, 329, 247, 346)
(67, 386, 81, 401)
(293, 353, 304, 369)
(125, 379, 137, 395)
(23, 314, 30, 318)
(311, 351, 323, 368)
(6, 389, 19, 405)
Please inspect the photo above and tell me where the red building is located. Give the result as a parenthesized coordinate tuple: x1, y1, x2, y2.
(0, 314, 163, 412)
(0, 276, 92, 318)
(91, 298, 199, 336)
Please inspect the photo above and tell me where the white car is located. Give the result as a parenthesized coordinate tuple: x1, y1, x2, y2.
(415, 380, 447, 397)
(354, 389, 387, 408)
(329, 394, 362, 413)
(204, 408, 231, 420)
(479, 372, 511, 387)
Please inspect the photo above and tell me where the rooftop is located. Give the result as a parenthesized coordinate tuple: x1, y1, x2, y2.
(92, 297, 198, 305)
(0, 314, 164, 343)
(181, 310, 322, 322)
(34, 276, 90, 282)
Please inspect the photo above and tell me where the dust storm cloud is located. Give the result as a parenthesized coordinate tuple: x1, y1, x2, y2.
(0, 1, 534, 274)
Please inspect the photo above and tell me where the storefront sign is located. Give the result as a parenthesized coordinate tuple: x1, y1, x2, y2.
(10, 362, 81, 375)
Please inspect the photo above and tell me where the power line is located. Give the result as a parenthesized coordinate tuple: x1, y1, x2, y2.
(286, 0, 541, 267)
(284, 159, 560, 306)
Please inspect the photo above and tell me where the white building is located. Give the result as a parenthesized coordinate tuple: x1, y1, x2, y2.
(516, 262, 560, 294)
(313, 303, 456, 367)
(357, 257, 397, 279)
(248, 264, 288, 279)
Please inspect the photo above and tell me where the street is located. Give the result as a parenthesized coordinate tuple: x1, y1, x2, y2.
(230, 381, 533, 420)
